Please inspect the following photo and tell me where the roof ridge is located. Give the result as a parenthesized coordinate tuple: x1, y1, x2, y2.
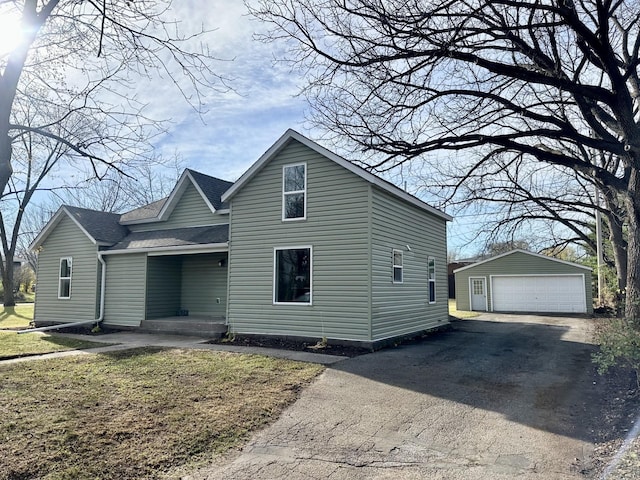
(186, 168, 234, 185)
(63, 204, 120, 216)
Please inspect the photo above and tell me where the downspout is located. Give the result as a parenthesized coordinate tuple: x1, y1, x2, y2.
(18, 252, 107, 335)
(96, 251, 107, 323)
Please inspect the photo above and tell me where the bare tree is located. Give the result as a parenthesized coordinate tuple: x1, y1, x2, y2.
(13, 263, 35, 293)
(58, 154, 184, 213)
(0, 100, 86, 306)
(0, 1, 225, 305)
(430, 150, 628, 291)
(14, 201, 53, 274)
(251, 0, 640, 321)
(11, 152, 184, 304)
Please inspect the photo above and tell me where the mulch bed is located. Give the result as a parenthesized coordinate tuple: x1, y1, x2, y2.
(207, 335, 373, 357)
(207, 325, 453, 358)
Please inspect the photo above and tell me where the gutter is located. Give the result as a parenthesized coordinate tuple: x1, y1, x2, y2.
(100, 242, 228, 256)
(97, 251, 106, 322)
(19, 252, 108, 334)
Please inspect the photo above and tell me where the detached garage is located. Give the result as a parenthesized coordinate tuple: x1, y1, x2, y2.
(454, 250, 593, 314)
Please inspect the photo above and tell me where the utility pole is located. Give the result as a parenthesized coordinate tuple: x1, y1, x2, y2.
(595, 188, 604, 306)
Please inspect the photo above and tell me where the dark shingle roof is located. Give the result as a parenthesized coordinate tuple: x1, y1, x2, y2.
(108, 224, 229, 251)
(119, 198, 167, 223)
(64, 206, 129, 245)
(187, 169, 234, 210)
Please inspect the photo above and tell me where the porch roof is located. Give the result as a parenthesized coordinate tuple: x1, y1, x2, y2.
(106, 224, 229, 252)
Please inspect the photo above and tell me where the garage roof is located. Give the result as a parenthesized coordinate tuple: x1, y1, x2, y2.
(453, 249, 592, 273)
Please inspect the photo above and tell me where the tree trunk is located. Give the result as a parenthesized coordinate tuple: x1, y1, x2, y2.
(624, 171, 640, 324)
(604, 210, 628, 315)
(2, 264, 15, 307)
(0, 135, 11, 196)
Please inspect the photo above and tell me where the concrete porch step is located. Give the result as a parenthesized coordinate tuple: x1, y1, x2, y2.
(139, 318, 227, 338)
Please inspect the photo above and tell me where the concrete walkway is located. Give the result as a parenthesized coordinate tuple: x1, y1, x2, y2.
(0, 331, 347, 366)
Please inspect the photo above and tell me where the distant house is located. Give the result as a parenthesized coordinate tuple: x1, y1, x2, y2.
(454, 250, 593, 314)
(447, 260, 476, 298)
(31, 130, 452, 347)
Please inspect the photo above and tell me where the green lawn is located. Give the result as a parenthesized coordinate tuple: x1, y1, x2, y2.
(0, 331, 107, 359)
(448, 298, 479, 319)
(0, 303, 104, 359)
(0, 303, 34, 329)
(0, 348, 324, 480)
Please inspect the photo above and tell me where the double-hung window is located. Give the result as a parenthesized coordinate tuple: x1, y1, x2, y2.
(58, 257, 72, 299)
(283, 163, 306, 220)
(392, 249, 403, 283)
(274, 247, 312, 304)
(428, 256, 436, 303)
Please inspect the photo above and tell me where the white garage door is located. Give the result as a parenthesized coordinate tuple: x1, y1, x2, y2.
(491, 275, 586, 313)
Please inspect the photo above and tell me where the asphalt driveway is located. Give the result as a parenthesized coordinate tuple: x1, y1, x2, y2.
(189, 314, 605, 479)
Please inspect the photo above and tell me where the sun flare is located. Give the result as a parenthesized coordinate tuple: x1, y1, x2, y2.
(0, 7, 26, 57)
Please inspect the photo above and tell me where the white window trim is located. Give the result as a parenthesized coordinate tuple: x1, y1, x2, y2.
(273, 245, 313, 305)
(392, 249, 403, 284)
(282, 162, 307, 221)
(58, 257, 72, 299)
(428, 256, 436, 304)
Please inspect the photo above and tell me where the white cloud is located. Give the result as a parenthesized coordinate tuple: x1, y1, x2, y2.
(126, 0, 314, 180)
(30, 0, 472, 253)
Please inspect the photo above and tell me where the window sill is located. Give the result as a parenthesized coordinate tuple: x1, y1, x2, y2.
(273, 302, 313, 306)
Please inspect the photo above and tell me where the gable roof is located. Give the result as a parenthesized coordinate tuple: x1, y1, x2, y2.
(30, 205, 129, 250)
(221, 129, 452, 221)
(187, 169, 233, 210)
(453, 249, 592, 273)
(120, 169, 233, 225)
(105, 224, 229, 253)
(120, 198, 167, 223)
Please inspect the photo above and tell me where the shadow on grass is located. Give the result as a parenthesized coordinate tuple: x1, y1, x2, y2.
(0, 306, 31, 321)
(40, 334, 108, 351)
(97, 346, 167, 360)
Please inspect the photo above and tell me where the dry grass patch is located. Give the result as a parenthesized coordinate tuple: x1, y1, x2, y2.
(0, 304, 106, 359)
(0, 304, 33, 329)
(0, 347, 324, 480)
(0, 331, 106, 359)
(448, 298, 479, 319)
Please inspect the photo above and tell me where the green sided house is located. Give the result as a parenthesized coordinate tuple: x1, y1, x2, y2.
(31, 129, 452, 347)
(454, 250, 593, 314)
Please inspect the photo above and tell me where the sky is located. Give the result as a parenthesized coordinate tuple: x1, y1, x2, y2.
(123, 1, 481, 258)
(0, 0, 479, 257)
(140, 1, 312, 181)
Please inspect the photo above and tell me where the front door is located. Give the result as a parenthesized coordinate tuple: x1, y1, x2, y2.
(470, 277, 487, 311)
